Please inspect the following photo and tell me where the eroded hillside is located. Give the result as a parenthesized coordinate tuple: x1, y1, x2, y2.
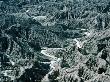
(0, 0, 110, 82)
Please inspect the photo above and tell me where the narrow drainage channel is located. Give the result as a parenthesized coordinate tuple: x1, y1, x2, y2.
(41, 48, 62, 82)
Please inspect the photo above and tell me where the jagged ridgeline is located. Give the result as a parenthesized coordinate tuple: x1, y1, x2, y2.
(0, 0, 110, 82)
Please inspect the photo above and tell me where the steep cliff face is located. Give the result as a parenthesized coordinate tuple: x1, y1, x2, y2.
(0, 0, 110, 82)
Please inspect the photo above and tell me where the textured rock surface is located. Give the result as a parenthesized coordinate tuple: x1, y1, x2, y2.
(0, 0, 110, 82)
